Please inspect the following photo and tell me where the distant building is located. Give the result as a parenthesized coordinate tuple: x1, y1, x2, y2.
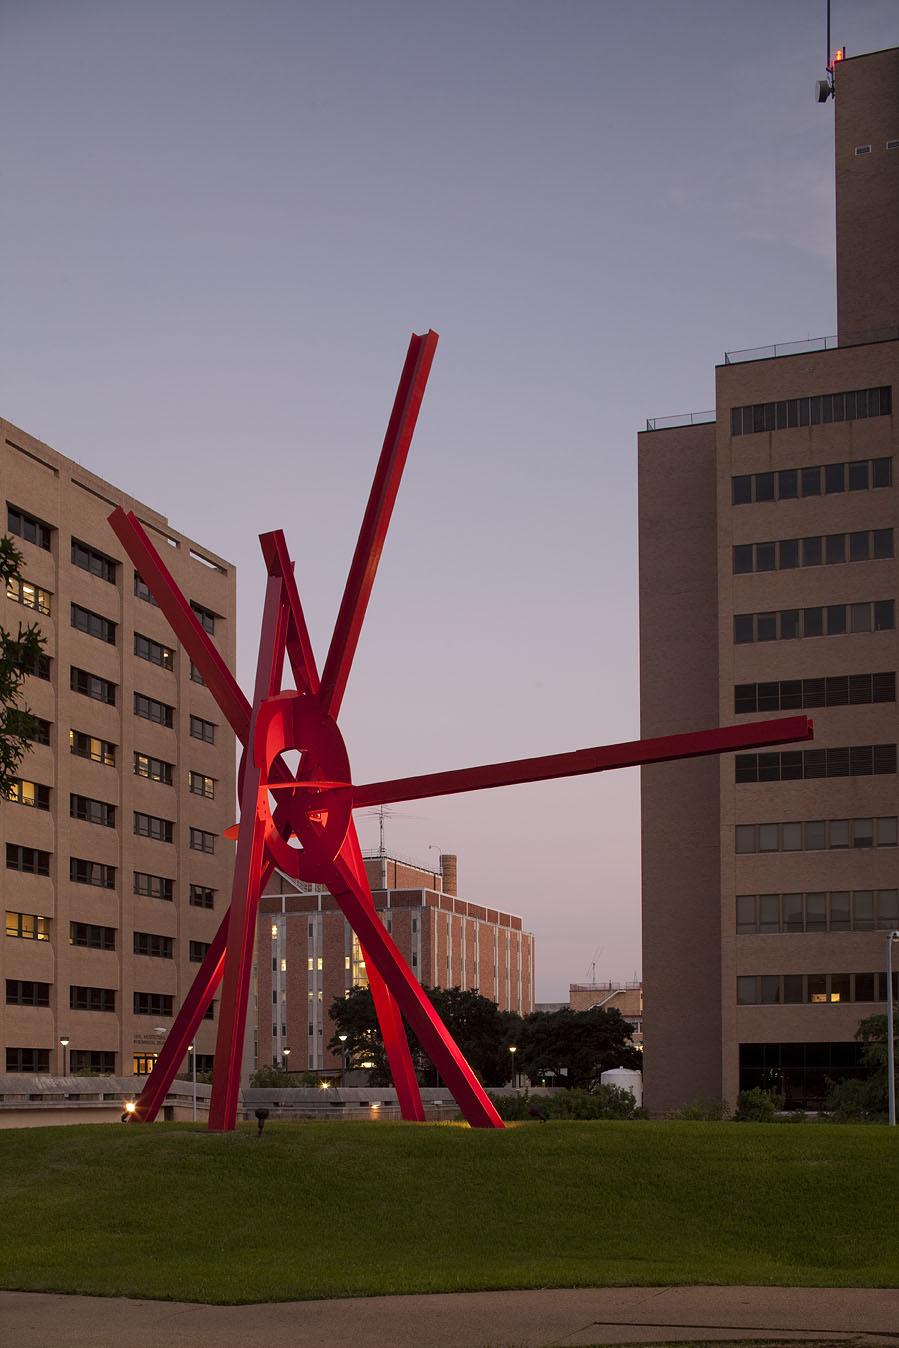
(256, 852, 535, 1073)
(639, 45, 899, 1113)
(568, 981, 643, 1048)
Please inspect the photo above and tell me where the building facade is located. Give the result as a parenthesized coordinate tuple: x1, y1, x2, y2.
(257, 852, 535, 1073)
(639, 46, 899, 1113)
(1, 418, 236, 1078)
(568, 980, 643, 1048)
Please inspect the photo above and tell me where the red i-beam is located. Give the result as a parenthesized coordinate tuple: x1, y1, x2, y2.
(109, 330, 813, 1132)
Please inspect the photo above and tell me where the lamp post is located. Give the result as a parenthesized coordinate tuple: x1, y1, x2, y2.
(188, 1043, 197, 1123)
(887, 930, 899, 1127)
(59, 1036, 69, 1077)
(338, 1032, 348, 1082)
(508, 1044, 517, 1089)
(281, 1047, 291, 1076)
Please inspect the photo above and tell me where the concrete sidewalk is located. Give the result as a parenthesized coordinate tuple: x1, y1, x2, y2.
(2, 1285, 898, 1347)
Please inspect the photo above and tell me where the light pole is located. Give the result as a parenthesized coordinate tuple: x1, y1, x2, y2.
(887, 931, 899, 1127)
(188, 1043, 196, 1123)
(59, 1036, 69, 1077)
(338, 1032, 348, 1083)
(281, 1047, 291, 1076)
(509, 1044, 517, 1089)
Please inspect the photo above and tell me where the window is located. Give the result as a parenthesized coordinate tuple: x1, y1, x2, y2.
(134, 693, 174, 728)
(189, 940, 210, 962)
(70, 1050, 116, 1073)
(731, 386, 891, 436)
(70, 793, 115, 827)
(133, 992, 173, 1017)
(134, 812, 173, 844)
(190, 885, 215, 908)
(8, 504, 52, 550)
(189, 771, 215, 799)
(134, 872, 174, 901)
(189, 715, 215, 744)
(6, 979, 50, 1007)
(71, 603, 116, 644)
(133, 1053, 158, 1075)
(734, 599, 893, 644)
(6, 576, 51, 615)
(26, 716, 52, 745)
(6, 1048, 50, 1073)
(735, 815, 897, 853)
(70, 985, 116, 1012)
(134, 931, 173, 959)
(732, 530, 892, 574)
(134, 752, 174, 785)
(189, 662, 206, 685)
(190, 828, 215, 854)
(735, 671, 895, 714)
(70, 730, 115, 766)
(737, 891, 899, 935)
(204, 1001, 217, 1021)
(736, 744, 896, 783)
(71, 540, 116, 583)
(6, 911, 50, 940)
(737, 972, 894, 1004)
(71, 666, 116, 705)
(6, 778, 50, 810)
(70, 922, 116, 950)
(19, 646, 50, 680)
(6, 844, 50, 876)
(134, 572, 159, 605)
(190, 601, 216, 634)
(135, 632, 174, 670)
(70, 857, 115, 888)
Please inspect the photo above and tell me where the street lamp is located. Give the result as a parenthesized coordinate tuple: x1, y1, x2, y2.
(509, 1044, 518, 1089)
(281, 1047, 291, 1075)
(59, 1036, 69, 1077)
(887, 931, 899, 1127)
(188, 1043, 196, 1123)
(338, 1032, 348, 1081)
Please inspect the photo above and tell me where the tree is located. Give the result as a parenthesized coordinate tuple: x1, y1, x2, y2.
(825, 1010, 899, 1120)
(326, 985, 522, 1087)
(0, 535, 45, 795)
(514, 1006, 641, 1090)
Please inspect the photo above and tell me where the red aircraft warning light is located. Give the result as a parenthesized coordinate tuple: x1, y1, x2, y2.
(109, 331, 813, 1132)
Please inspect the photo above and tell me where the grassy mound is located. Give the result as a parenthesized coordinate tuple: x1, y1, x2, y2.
(1, 1119, 895, 1303)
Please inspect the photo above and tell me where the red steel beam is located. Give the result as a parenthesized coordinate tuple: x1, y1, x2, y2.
(317, 330, 438, 720)
(352, 716, 814, 808)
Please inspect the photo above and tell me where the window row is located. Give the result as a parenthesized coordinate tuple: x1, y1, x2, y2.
(733, 528, 893, 573)
(71, 602, 115, 644)
(737, 889, 899, 934)
(7, 828, 218, 881)
(5, 778, 50, 809)
(734, 599, 894, 643)
(72, 539, 116, 582)
(19, 646, 50, 680)
(134, 875, 215, 907)
(735, 816, 897, 853)
(8, 504, 52, 550)
(737, 971, 899, 1006)
(6, 576, 51, 614)
(732, 456, 892, 504)
(735, 743, 896, 783)
(730, 385, 891, 437)
(71, 793, 115, 827)
(5, 911, 50, 941)
(734, 671, 895, 714)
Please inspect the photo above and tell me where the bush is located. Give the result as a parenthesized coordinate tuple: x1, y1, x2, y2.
(824, 1075, 888, 1122)
(488, 1086, 642, 1121)
(249, 1066, 294, 1088)
(734, 1087, 783, 1122)
(670, 1098, 729, 1121)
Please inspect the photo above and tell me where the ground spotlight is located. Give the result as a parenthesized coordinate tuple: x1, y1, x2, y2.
(255, 1108, 270, 1138)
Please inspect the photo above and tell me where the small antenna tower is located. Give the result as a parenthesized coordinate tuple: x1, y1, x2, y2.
(816, 0, 844, 103)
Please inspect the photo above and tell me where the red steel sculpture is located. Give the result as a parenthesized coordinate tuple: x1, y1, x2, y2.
(109, 329, 814, 1132)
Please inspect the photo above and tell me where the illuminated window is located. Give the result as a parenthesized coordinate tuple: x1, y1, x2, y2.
(351, 933, 368, 989)
(7, 576, 51, 614)
(189, 772, 215, 799)
(70, 729, 115, 766)
(6, 778, 50, 809)
(280, 958, 287, 972)
(134, 752, 173, 785)
(135, 632, 174, 670)
(133, 1053, 158, 1075)
(6, 911, 50, 940)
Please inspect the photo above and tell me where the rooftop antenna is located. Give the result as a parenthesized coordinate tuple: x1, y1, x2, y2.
(816, 0, 844, 102)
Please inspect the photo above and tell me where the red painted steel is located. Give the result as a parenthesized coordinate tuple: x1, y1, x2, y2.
(352, 716, 814, 808)
(108, 328, 816, 1135)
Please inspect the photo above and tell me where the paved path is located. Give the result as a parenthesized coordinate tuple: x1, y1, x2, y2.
(2, 1285, 898, 1347)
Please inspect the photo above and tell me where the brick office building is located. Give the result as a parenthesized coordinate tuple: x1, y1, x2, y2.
(639, 46, 899, 1113)
(257, 852, 535, 1073)
(1, 419, 236, 1078)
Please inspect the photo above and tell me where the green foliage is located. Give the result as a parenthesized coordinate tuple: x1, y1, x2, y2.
(327, 984, 522, 1087)
(671, 1098, 730, 1121)
(489, 1086, 641, 1120)
(823, 1011, 898, 1120)
(734, 1088, 784, 1122)
(249, 1065, 295, 1088)
(514, 1006, 641, 1090)
(0, 535, 46, 795)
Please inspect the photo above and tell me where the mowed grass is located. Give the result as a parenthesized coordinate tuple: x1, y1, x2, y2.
(1, 1119, 897, 1303)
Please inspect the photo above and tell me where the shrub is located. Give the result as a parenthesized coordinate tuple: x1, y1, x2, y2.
(487, 1086, 641, 1121)
(671, 1098, 729, 1121)
(249, 1065, 294, 1088)
(734, 1087, 783, 1122)
(824, 1075, 888, 1122)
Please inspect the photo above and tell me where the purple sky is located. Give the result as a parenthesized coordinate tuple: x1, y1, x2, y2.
(2, 1, 898, 999)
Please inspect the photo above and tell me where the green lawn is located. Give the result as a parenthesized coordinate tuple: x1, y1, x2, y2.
(1, 1119, 896, 1303)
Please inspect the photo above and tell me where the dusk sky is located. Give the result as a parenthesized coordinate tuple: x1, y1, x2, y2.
(2, 1, 898, 1000)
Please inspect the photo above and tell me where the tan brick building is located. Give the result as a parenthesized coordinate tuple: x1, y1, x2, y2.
(639, 46, 899, 1113)
(568, 980, 643, 1049)
(257, 852, 535, 1073)
(1, 419, 236, 1078)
